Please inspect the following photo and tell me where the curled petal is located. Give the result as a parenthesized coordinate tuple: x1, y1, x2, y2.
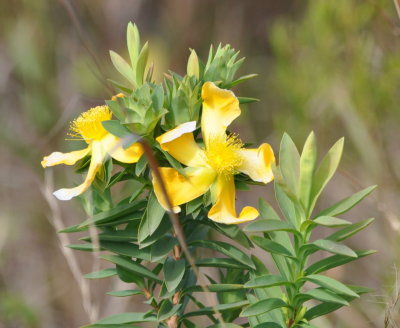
(208, 175, 259, 224)
(156, 121, 206, 167)
(153, 167, 216, 213)
(53, 142, 104, 201)
(41, 147, 90, 168)
(201, 82, 241, 145)
(237, 143, 275, 184)
(102, 134, 144, 163)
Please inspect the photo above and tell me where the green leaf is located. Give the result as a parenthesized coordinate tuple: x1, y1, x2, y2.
(311, 239, 357, 257)
(238, 97, 259, 104)
(326, 218, 374, 242)
(244, 219, 297, 234)
(187, 49, 200, 78)
(150, 235, 177, 262)
(189, 240, 255, 269)
(79, 200, 145, 228)
(87, 312, 157, 325)
(299, 132, 317, 211)
(157, 300, 181, 321)
(316, 185, 377, 218)
(127, 22, 140, 68)
(240, 298, 287, 317)
(106, 290, 143, 297)
(138, 192, 165, 243)
(309, 138, 344, 211)
(164, 257, 186, 292)
(313, 216, 352, 227)
(195, 258, 248, 270)
(100, 241, 151, 261)
(254, 324, 284, 328)
(259, 199, 281, 220)
(138, 216, 172, 248)
(227, 74, 258, 88)
(110, 50, 136, 86)
(84, 268, 117, 279)
(102, 120, 132, 138)
(301, 288, 349, 305)
(279, 133, 300, 195)
(251, 236, 293, 257)
(183, 284, 244, 295)
(67, 243, 99, 252)
(182, 300, 249, 318)
(136, 42, 149, 85)
(305, 250, 375, 274)
(244, 274, 290, 289)
(58, 223, 87, 233)
(304, 302, 345, 320)
(101, 255, 162, 283)
(304, 274, 358, 297)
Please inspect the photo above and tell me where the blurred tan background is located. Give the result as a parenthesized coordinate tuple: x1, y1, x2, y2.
(1, 0, 400, 327)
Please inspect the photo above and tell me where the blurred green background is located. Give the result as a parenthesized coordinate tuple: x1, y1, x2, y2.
(1, 0, 399, 327)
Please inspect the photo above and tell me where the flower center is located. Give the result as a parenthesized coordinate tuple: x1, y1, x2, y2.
(205, 134, 243, 175)
(68, 106, 112, 142)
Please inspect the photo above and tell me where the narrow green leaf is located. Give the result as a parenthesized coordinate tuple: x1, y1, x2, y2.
(304, 302, 345, 320)
(89, 312, 157, 325)
(100, 241, 151, 261)
(195, 258, 248, 270)
(251, 236, 293, 257)
(244, 219, 297, 234)
(327, 218, 374, 242)
(313, 216, 352, 227)
(316, 185, 377, 217)
(84, 268, 117, 279)
(58, 223, 87, 233)
(183, 284, 244, 295)
(127, 22, 140, 68)
(305, 250, 375, 274)
(157, 300, 181, 321)
(238, 97, 259, 104)
(150, 235, 176, 262)
(310, 138, 344, 211)
(101, 255, 162, 283)
(182, 300, 249, 318)
(254, 324, 284, 328)
(187, 49, 200, 78)
(240, 298, 287, 317)
(311, 239, 357, 257)
(244, 274, 290, 289)
(67, 243, 99, 252)
(301, 288, 349, 305)
(304, 274, 358, 297)
(106, 290, 143, 297)
(136, 42, 149, 85)
(227, 74, 258, 88)
(164, 257, 186, 292)
(299, 132, 317, 217)
(259, 199, 281, 220)
(138, 192, 165, 243)
(110, 50, 136, 86)
(189, 240, 255, 269)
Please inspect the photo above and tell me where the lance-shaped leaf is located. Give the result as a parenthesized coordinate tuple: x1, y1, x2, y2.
(182, 300, 249, 318)
(300, 288, 349, 306)
(84, 312, 157, 326)
(244, 274, 290, 289)
(308, 239, 357, 257)
(303, 274, 358, 297)
(106, 290, 143, 297)
(157, 300, 182, 321)
(101, 255, 161, 283)
(195, 258, 248, 270)
(100, 241, 151, 261)
(110, 50, 136, 87)
(84, 268, 117, 279)
(251, 236, 294, 258)
(299, 132, 317, 210)
(189, 240, 255, 269)
(164, 257, 186, 292)
(244, 219, 298, 234)
(138, 192, 165, 243)
(240, 298, 288, 317)
(183, 284, 244, 295)
(313, 216, 352, 227)
(279, 133, 300, 195)
(327, 218, 374, 242)
(309, 138, 344, 212)
(316, 185, 377, 218)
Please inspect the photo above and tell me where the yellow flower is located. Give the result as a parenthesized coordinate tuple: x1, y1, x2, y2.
(152, 82, 275, 224)
(42, 105, 144, 200)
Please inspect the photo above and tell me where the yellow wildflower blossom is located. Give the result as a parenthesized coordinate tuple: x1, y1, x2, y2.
(152, 82, 275, 224)
(42, 105, 143, 200)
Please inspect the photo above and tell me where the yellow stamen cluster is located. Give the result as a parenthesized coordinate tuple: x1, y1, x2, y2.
(205, 134, 243, 175)
(68, 106, 112, 142)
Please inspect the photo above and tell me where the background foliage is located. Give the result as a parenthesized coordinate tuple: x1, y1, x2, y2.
(0, 0, 398, 327)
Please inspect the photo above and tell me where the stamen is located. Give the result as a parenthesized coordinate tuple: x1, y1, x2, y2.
(68, 106, 112, 142)
(205, 134, 243, 175)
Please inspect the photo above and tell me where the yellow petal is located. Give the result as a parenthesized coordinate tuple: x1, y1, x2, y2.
(153, 166, 216, 212)
(53, 142, 104, 201)
(237, 143, 275, 184)
(201, 82, 241, 146)
(41, 147, 90, 168)
(208, 175, 259, 224)
(102, 134, 144, 163)
(156, 121, 206, 167)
